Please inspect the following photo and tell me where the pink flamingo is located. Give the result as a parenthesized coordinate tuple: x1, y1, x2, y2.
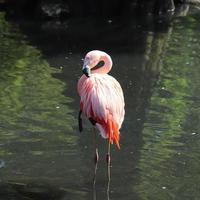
(77, 50, 125, 180)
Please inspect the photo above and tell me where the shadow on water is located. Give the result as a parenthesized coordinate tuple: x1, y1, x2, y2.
(0, 5, 200, 200)
(0, 181, 91, 200)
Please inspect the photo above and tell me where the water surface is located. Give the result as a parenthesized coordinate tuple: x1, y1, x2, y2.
(0, 7, 200, 200)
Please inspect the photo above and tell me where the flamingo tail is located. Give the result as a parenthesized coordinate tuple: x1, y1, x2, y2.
(107, 116, 120, 149)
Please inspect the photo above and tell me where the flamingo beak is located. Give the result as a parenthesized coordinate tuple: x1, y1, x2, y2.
(82, 65, 91, 77)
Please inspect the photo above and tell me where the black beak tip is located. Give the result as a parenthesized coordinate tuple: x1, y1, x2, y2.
(82, 67, 91, 78)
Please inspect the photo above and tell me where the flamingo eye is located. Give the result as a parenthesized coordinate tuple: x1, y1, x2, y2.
(84, 57, 90, 63)
(85, 56, 90, 60)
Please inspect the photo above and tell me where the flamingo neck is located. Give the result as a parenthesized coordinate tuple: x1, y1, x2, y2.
(92, 53, 112, 74)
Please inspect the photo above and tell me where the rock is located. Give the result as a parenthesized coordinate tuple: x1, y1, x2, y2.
(38, 0, 70, 19)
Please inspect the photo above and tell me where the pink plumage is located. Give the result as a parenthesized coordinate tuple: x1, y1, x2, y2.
(77, 50, 125, 149)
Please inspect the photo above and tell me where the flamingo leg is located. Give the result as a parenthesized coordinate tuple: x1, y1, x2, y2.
(93, 183, 97, 200)
(106, 141, 111, 181)
(93, 128, 99, 185)
(107, 180, 110, 200)
(106, 141, 111, 200)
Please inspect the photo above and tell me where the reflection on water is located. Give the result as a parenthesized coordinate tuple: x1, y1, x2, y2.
(0, 12, 78, 191)
(0, 6, 200, 200)
(135, 12, 200, 200)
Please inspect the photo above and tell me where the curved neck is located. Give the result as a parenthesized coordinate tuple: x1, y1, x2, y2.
(92, 53, 112, 74)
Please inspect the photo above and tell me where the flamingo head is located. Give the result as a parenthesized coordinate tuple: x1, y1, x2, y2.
(82, 51, 101, 77)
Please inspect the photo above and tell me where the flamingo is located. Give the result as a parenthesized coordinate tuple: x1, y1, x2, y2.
(77, 50, 125, 181)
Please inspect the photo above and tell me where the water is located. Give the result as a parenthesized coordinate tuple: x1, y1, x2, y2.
(0, 6, 200, 200)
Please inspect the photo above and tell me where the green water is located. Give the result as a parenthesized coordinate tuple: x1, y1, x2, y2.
(0, 7, 200, 200)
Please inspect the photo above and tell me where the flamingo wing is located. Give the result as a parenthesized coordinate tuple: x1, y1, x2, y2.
(78, 74, 125, 148)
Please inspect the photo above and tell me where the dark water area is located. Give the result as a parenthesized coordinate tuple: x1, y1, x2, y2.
(0, 6, 200, 200)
